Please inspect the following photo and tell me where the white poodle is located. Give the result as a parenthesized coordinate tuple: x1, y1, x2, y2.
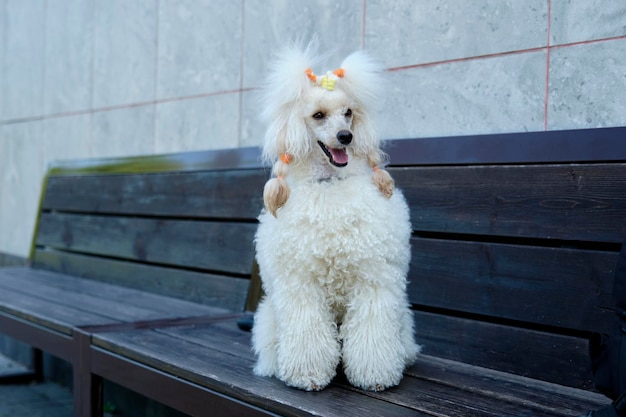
(252, 42, 420, 392)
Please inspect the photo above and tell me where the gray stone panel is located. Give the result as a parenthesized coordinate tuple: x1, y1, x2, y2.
(92, 0, 157, 108)
(92, 106, 155, 158)
(0, 121, 44, 257)
(157, 0, 242, 99)
(551, 0, 626, 45)
(43, 0, 93, 115)
(43, 114, 93, 164)
(155, 94, 239, 154)
(240, 89, 265, 148)
(366, 0, 548, 68)
(379, 51, 546, 139)
(548, 38, 626, 130)
(243, 0, 363, 89)
(1, 1, 45, 120)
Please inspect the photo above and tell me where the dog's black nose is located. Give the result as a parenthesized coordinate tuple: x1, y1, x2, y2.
(337, 130, 353, 145)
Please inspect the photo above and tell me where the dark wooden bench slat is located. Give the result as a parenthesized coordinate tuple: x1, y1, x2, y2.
(43, 169, 266, 219)
(93, 327, 422, 417)
(158, 323, 601, 415)
(0, 280, 120, 334)
(0, 276, 175, 324)
(385, 127, 626, 166)
(406, 355, 609, 415)
(33, 250, 249, 311)
(408, 237, 618, 333)
(0, 268, 225, 320)
(413, 310, 596, 389)
(394, 163, 626, 243)
(36, 213, 257, 275)
(94, 320, 608, 417)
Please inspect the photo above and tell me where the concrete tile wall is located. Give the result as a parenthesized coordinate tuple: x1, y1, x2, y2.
(380, 51, 547, 139)
(366, 0, 548, 67)
(550, 0, 626, 45)
(155, 94, 240, 153)
(0, 122, 44, 257)
(44, 0, 93, 115)
(158, 0, 242, 99)
(93, 0, 158, 108)
(2, 1, 45, 121)
(548, 38, 626, 130)
(1, 0, 625, 257)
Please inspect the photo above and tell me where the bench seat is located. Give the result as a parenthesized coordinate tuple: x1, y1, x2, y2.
(0, 267, 231, 336)
(91, 317, 610, 417)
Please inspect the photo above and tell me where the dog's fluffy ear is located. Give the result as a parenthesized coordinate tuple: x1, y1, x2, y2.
(339, 51, 384, 113)
(341, 51, 395, 198)
(340, 51, 385, 158)
(261, 41, 324, 163)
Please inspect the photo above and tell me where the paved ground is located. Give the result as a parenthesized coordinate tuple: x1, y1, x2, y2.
(0, 354, 72, 417)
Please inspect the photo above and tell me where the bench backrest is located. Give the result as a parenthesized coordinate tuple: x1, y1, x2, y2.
(31, 127, 626, 390)
(386, 127, 626, 390)
(31, 148, 267, 312)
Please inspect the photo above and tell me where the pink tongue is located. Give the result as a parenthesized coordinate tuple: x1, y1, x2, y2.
(329, 147, 348, 164)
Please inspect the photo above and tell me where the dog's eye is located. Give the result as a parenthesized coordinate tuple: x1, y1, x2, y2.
(345, 109, 352, 117)
(312, 112, 325, 120)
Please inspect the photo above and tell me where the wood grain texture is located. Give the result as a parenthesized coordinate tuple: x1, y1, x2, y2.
(0, 269, 120, 333)
(36, 213, 257, 275)
(92, 319, 609, 417)
(0, 267, 230, 333)
(385, 126, 626, 166)
(93, 328, 421, 417)
(408, 237, 618, 333)
(33, 250, 249, 311)
(412, 310, 597, 389)
(43, 169, 266, 219)
(393, 163, 626, 242)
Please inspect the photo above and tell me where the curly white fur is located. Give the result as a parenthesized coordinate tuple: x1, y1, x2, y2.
(253, 42, 420, 392)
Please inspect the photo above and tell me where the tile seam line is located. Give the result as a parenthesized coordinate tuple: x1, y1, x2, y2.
(152, 0, 161, 153)
(361, 0, 366, 49)
(237, 0, 246, 146)
(386, 34, 626, 72)
(543, 0, 552, 132)
(0, 88, 258, 125)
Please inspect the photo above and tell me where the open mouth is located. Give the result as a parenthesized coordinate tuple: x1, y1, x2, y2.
(317, 141, 348, 167)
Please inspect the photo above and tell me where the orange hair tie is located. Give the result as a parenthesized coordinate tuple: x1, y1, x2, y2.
(280, 153, 292, 164)
(333, 68, 345, 78)
(373, 166, 380, 172)
(305, 68, 317, 82)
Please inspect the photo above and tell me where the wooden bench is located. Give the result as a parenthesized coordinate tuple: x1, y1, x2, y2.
(0, 147, 267, 415)
(2, 126, 625, 416)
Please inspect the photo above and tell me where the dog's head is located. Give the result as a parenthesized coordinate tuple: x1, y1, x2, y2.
(261, 42, 394, 216)
(261, 43, 383, 168)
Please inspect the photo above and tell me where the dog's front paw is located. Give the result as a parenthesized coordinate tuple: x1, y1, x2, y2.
(344, 365, 403, 392)
(279, 368, 334, 392)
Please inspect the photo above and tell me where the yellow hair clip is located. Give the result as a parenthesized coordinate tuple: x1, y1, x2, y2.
(320, 74, 336, 91)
